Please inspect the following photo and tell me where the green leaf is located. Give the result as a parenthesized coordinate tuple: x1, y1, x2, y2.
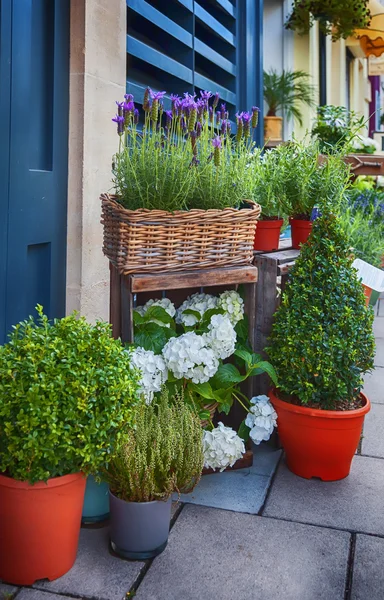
(198, 307, 225, 331)
(234, 348, 253, 366)
(211, 364, 246, 389)
(189, 382, 215, 401)
(238, 419, 250, 443)
(250, 361, 278, 385)
(133, 310, 145, 325)
(134, 323, 176, 354)
(235, 314, 249, 344)
(143, 306, 175, 329)
(182, 309, 202, 321)
(217, 394, 233, 415)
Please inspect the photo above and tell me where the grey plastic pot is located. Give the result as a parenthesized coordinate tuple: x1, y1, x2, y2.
(109, 491, 172, 560)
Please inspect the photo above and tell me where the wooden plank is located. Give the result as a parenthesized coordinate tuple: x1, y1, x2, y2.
(110, 264, 121, 340)
(120, 276, 134, 344)
(344, 154, 384, 177)
(130, 266, 258, 293)
(278, 260, 297, 276)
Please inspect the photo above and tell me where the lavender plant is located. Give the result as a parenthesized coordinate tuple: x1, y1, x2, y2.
(111, 89, 259, 211)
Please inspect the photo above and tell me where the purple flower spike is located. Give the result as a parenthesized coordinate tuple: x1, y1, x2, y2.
(116, 101, 124, 116)
(124, 93, 134, 102)
(242, 111, 252, 137)
(252, 106, 260, 128)
(123, 101, 135, 113)
(220, 103, 226, 119)
(200, 90, 212, 101)
(143, 87, 151, 112)
(221, 119, 229, 135)
(216, 111, 221, 126)
(180, 116, 187, 132)
(112, 114, 125, 135)
(150, 90, 166, 100)
(134, 109, 139, 124)
(212, 135, 221, 167)
(165, 110, 173, 127)
(196, 121, 202, 137)
(212, 92, 220, 110)
(212, 136, 222, 149)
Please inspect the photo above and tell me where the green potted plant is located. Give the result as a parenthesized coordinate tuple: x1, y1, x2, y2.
(311, 105, 365, 154)
(263, 69, 316, 142)
(250, 146, 289, 251)
(0, 307, 140, 585)
(105, 389, 204, 559)
(102, 90, 261, 275)
(285, 0, 371, 41)
(266, 206, 375, 481)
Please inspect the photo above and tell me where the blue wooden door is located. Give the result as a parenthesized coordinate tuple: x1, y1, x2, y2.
(0, 0, 69, 343)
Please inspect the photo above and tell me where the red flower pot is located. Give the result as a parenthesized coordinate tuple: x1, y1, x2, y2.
(0, 472, 86, 585)
(362, 284, 372, 306)
(270, 389, 370, 481)
(254, 219, 283, 252)
(290, 218, 312, 249)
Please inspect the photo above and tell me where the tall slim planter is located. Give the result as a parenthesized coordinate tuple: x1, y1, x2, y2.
(82, 475, 110, 524)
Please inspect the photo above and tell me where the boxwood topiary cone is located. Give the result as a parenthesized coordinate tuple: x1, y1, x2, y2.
(266, 209, 375, 409)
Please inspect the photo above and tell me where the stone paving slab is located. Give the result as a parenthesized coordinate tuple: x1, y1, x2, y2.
(363, 368, 384, 404)
(373, 316, 384, 338)
(33, 526, 144, 600)
(135, 504, 350, 600)
(264, 455, 384, 535)
(0, 584, 18, 599)
(17, 591, 78, 600)
(374, 341, 384, 367)
(177, 445, 281, 514)
(361, 403, 384, 457)
(351, 534, 384, 600)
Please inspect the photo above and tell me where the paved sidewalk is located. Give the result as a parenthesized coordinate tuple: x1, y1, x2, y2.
(1, 315, 383, 600)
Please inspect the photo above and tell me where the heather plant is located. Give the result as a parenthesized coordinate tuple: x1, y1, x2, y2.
(0, 306, 140, 484)
(105, 389, 204, 502)
(267, 209, 375, 409)
(111, 89, 259, 211)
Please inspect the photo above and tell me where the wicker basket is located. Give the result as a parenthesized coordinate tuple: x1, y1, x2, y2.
(101, 194, 261, 274)
(200, 401, 219, 429)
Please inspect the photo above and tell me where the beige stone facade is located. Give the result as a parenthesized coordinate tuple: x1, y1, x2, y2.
(66, 0, 126, 322)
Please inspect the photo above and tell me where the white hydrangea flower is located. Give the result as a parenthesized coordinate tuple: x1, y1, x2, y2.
(130, 347, 168, 404)
(218, 290, 244, 325)
(202, 423, 245, 471)
(175, 293, 218, 327)
(245, 395, 277, 445)
(204, 314, 236, 360)
(162, 332, 219, 383)
(141, 298, 176, 318)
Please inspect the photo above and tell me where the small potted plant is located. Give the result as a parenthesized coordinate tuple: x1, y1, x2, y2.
(285, 0, 371, 41)
(311, 105, 365, 154)
(250, 146, 289, 251)
(263, 69, 316, 142)
(0, 307, 140, 585)
(102, 90, 261, 275)
(81, 475, 110, 524)
(266, 205, 375, 481)
(105, 389, 204, 559)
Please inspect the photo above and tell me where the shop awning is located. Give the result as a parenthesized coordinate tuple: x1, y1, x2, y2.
(355, 0, 384, 57)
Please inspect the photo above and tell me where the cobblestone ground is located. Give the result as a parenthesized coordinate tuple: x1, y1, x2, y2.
(1, 315, 383, 600)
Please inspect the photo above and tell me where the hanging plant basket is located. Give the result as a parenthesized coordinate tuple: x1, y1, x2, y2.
(285, 0, 371, 41)
(101, 194, 261, 275)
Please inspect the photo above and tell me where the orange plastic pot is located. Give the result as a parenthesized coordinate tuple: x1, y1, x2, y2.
(0, 472, 86, 585)
(270, 389, 370, 481)
(254, 219, 283, 251)
(362, 284, 372, 306)
(289, 218, 312, 249)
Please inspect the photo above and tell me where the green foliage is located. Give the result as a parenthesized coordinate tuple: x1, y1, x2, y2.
(249, 146, 290, 219)
(285, 0, 370, 41)
(263, 69, 316, 126)
(266, 211, 375, 409)
(112, 90, 257, 211)
(311, 105, 366, 154)
(0, 306, 140, 484)
(105, 389, 204, 502)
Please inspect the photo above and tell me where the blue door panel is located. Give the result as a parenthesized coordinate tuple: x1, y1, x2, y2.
(0, 0, 69, 343)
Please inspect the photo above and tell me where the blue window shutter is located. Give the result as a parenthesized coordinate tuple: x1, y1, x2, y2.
(126, 0, 263, 143)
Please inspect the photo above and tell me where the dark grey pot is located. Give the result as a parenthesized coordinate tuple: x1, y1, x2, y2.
(109, 491, 172, 560)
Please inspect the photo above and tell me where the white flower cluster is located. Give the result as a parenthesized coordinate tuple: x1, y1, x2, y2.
(176, 293, 218, 326)
(350, 135, 380, 153)
(135, 298, 176, 318)
(218, 290, 244, 325)
(202, 423, 245, 471)
(245, 395, 277, 445)
(130, 347, 168, 404)
(204, 314, 236, 360)
(162, 332, 219, 384)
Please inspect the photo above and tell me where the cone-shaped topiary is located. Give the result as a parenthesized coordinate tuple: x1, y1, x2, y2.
(266, 209, 375, 410)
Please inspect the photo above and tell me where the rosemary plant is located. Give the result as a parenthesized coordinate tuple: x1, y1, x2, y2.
(112, 89, 259, 211)
(105, 389, 204, 502)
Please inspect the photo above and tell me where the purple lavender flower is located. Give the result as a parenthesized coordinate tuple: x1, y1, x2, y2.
(180, 116, 187, 132)
(124, 93, 134, 102)
(216, 111, 221, 126)
(170, 93, 181, 115)
(242, 111, 252, 138)
(190, 130, 198, 156)
(112, 114, 125, 135)
(123, 101, 135, 113)
(209, 106, 213, 123)
(236, 112, 244, 142)
(252, 106, 260, 128)
(143, 87, 151, 112)
(220, 103, 226, 119)
(196, 121, 202, 137)
(150, 91, 166, 122)
(200, 90, 212, 101)
(212, 92, 220, 110)
(226, 120, 232, 134)
(116, 101, 124, 117)
(212, 135, 222, 167)
(165, 110, 173, 127)
(190, 156, 200, 167)
(150, 90, 166, 100)
(221, 119, 230, 135)
(134, 109, 139, 124)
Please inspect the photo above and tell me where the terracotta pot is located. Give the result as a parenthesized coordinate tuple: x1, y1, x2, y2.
(264, 116, 283, 142)
(269, 389, 370, 481)
(0, 472, 86, 585)
(254, 219, 284, 252)
(290, 218, 312, 249)
(362, 284, 373, 307)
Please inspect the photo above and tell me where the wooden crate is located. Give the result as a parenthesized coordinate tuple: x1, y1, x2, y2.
(253, 248, 300, 395)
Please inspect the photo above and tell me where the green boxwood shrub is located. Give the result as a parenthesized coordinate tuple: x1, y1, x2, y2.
(0, 306, 140, 483)
(266, 211, 375, 409)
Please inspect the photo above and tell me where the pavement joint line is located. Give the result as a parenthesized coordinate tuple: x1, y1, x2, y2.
(170, 501, 184, 529)
(359, 452, 384, 459)
(31, 586, 87, 599)
(257, 450, 284, 516)
(344, 533, 356, 600)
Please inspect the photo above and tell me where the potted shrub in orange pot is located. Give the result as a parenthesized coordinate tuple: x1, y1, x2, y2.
(0, 307, 140, 585)
(266, 205, 375, 481)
